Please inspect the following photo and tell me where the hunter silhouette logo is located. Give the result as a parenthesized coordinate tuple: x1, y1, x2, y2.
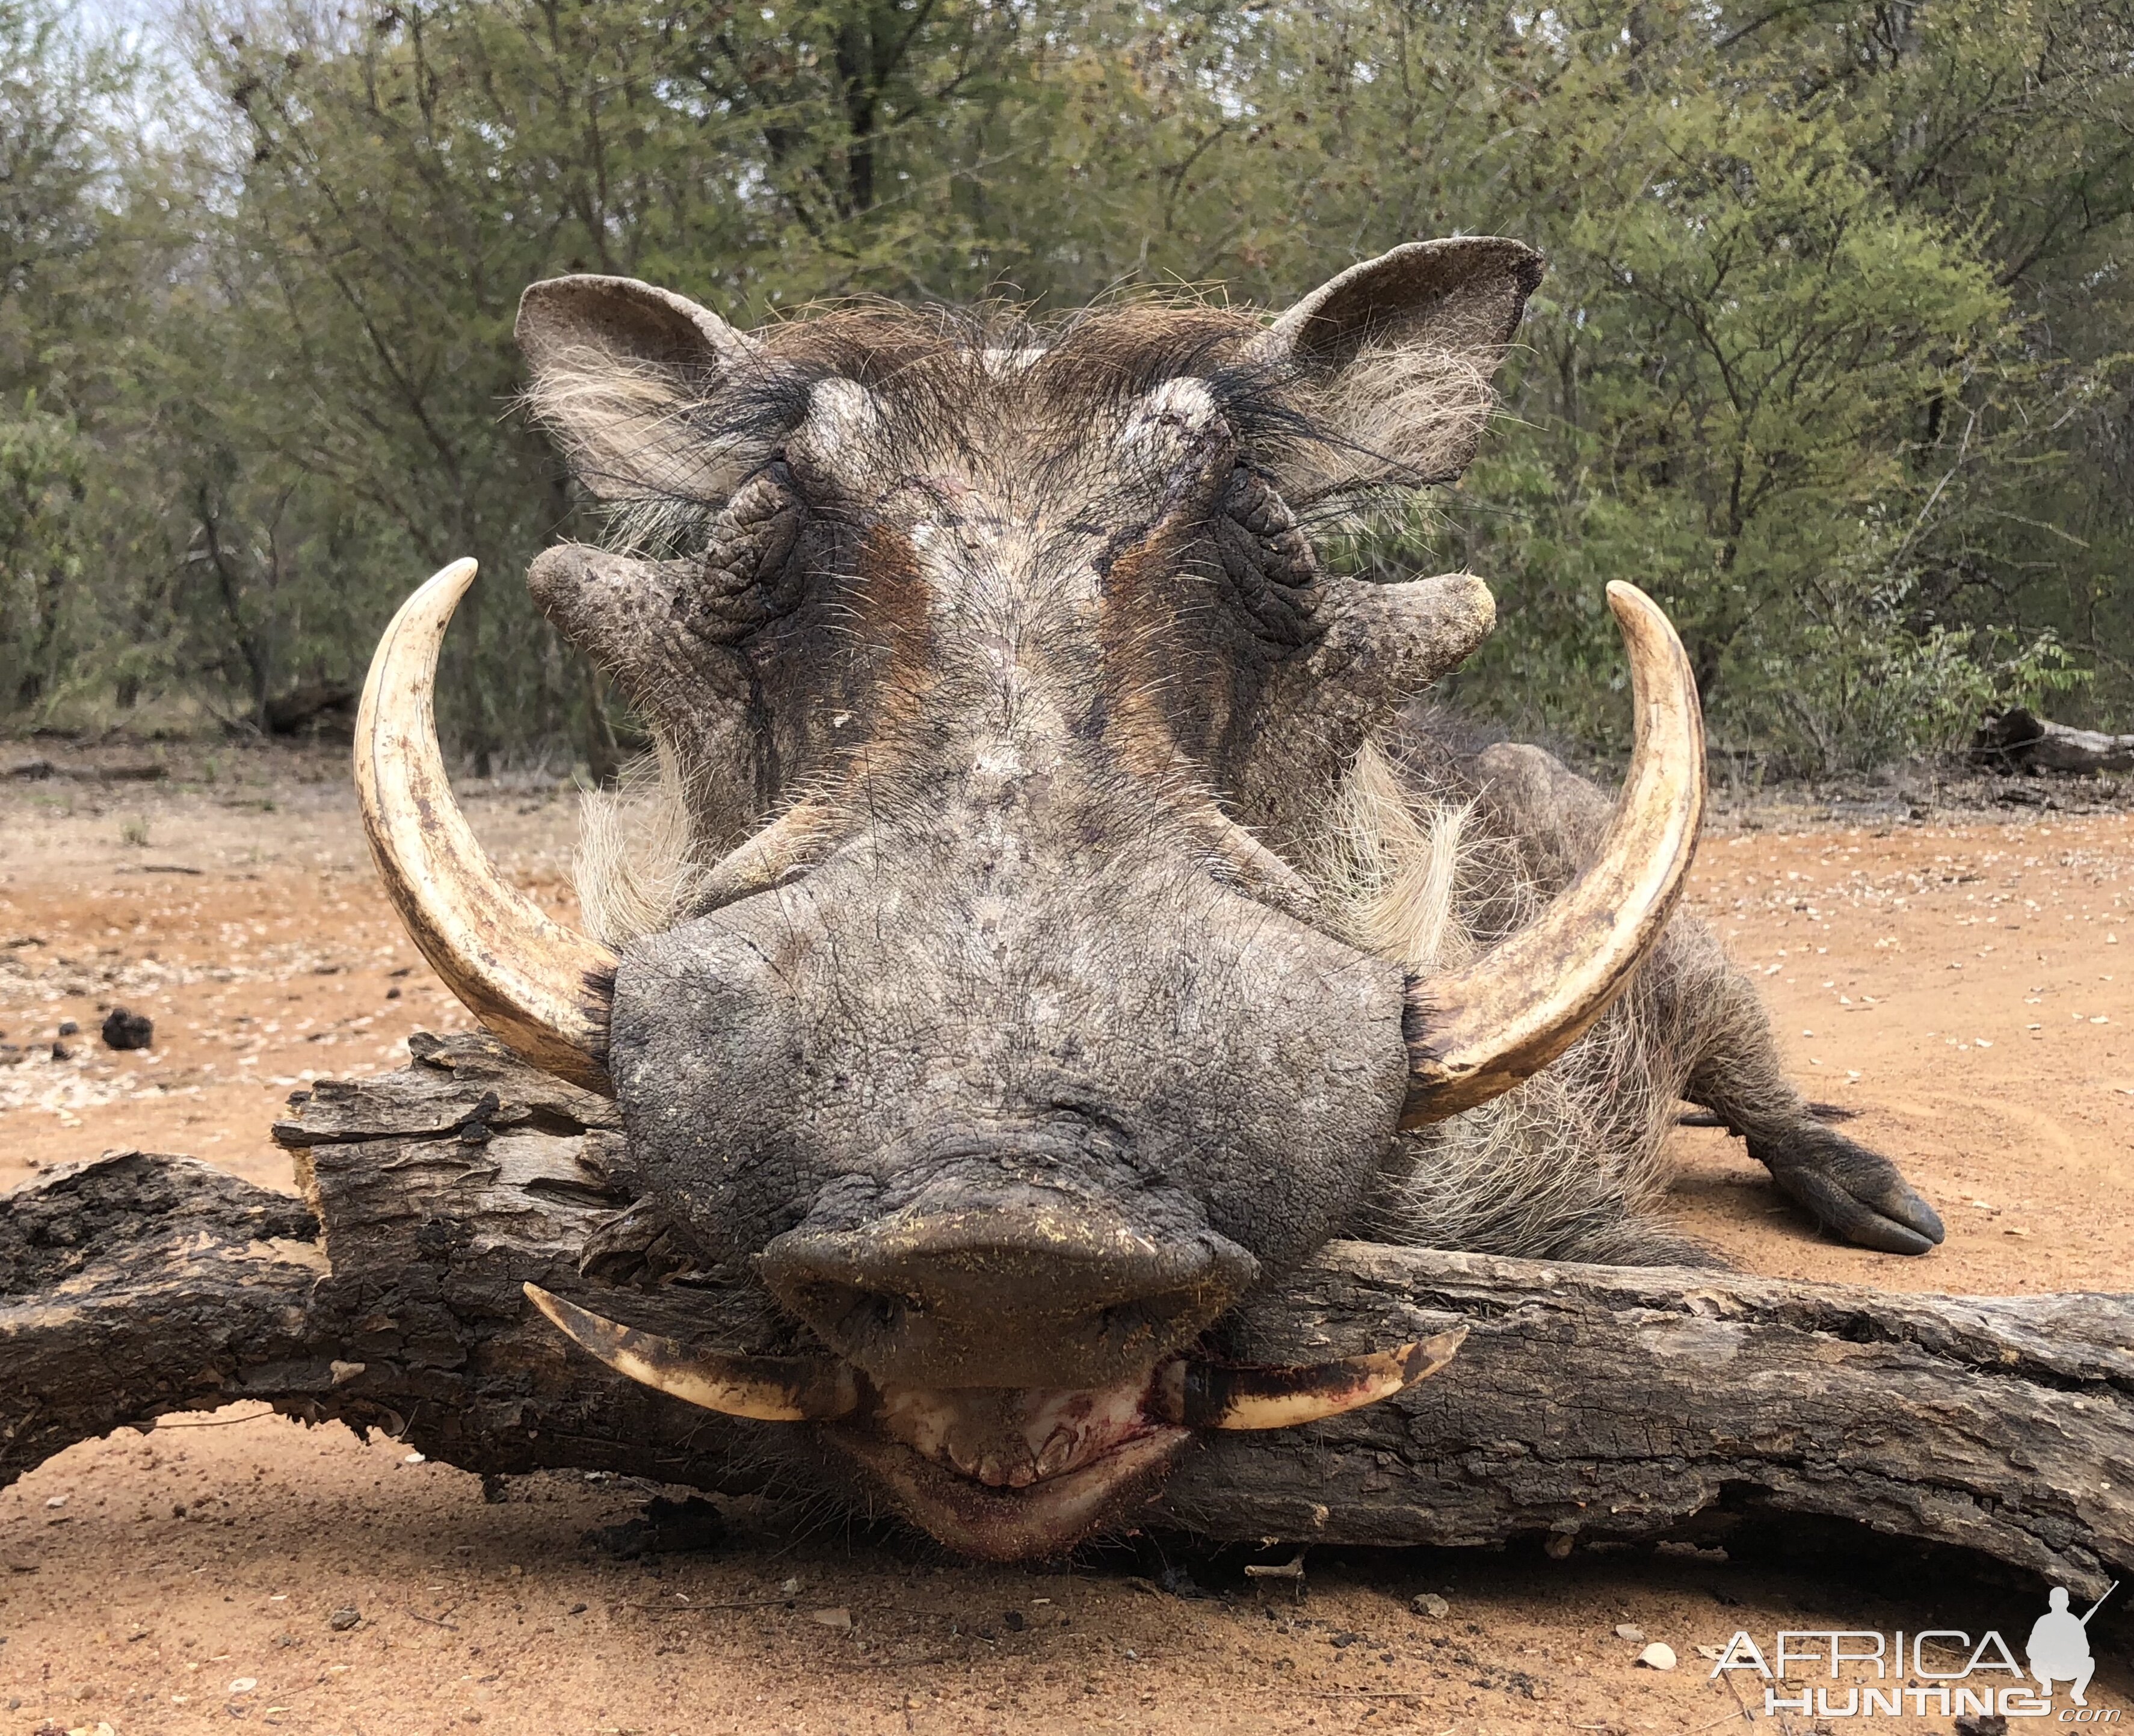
(1709, 1583, 2120, 1720)
(2030, 1584, 2117, 1707)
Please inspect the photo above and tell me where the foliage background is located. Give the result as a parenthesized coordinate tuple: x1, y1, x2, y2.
(2, 0, 2130, 775)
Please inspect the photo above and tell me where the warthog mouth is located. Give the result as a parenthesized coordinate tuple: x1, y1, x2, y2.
(525, 1284, 1464, 1559)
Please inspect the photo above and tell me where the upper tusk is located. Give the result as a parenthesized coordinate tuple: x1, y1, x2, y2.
(524, 1283, 862, 1423)
(1183, 801, 1318, 918)
(356, 560, 618, 1094)
(1153, 1326, 1467, 1430)
(1399, 582, 1704, 1126)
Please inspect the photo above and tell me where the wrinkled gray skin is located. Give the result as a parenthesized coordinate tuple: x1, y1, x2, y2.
(613, 808, 1404, 1391)
(512, 239, 1944, 1548)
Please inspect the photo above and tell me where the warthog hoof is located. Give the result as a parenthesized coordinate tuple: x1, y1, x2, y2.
(1754, 1121, 1947, 1255)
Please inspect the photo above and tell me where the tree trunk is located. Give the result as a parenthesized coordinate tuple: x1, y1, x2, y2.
(4, 1033, 2129, 1594)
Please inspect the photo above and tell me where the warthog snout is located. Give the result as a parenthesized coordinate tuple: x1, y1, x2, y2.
(758, 1159, 1260, 1390)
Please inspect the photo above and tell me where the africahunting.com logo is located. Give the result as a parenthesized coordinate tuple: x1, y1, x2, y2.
(1708, 1583, 2119, 1720)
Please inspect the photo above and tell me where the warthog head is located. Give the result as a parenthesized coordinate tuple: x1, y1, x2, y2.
(353, 239, 1704, 1557)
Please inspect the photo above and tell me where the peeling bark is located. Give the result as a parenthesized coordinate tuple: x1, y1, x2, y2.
(3, 1032, 2129, 1594)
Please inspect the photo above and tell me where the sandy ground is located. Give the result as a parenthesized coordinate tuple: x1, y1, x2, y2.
(1, 738, 2129, 1735)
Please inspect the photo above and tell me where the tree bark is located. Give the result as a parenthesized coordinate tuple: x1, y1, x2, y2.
(4, 1032, 2129, 1594)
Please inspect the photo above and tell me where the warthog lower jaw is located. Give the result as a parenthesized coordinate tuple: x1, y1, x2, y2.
(825, 1426, 1192, 1563)
(525, 1283, 1464, 1556)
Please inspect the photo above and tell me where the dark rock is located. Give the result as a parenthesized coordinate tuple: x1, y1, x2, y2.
(101, 1008, 153, 1051)
(55, 1020, 77, 1038)
(327, 1607, 360, 1631)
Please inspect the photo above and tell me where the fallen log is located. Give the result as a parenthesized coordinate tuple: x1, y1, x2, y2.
(1973, 706, 2134, 775)
(3, 1032, 2129, 1593)
(2, 757, 170, 783)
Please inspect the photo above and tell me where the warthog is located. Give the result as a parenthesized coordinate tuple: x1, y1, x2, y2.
(353, 238, 1943, 1560)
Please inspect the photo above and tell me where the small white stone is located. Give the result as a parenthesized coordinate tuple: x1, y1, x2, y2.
(1637, 1642, 1677, 1671)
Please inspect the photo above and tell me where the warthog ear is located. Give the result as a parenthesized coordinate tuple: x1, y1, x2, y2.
(517, 275, 769, 511)
(1256, 237, 1543, 498)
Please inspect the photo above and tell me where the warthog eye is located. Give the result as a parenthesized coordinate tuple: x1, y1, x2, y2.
(686, 460, 810, 638)
(1209, 463, 1317, 648)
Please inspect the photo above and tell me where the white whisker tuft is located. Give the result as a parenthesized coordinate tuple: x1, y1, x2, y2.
(574, 746, 711, 947)
(1315, 739, 1504, 973)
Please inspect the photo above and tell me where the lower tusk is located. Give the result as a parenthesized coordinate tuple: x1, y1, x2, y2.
(697, 799, 838, 908)
(524, 1284, 860, 1423)
(1152, 1325, 1467, 1430)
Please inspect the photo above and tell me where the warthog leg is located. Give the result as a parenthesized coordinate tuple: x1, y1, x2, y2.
(1458, 739, 1946, 1257)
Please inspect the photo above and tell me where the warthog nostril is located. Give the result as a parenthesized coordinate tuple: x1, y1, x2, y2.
(758, 1202, 1259, 1390)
